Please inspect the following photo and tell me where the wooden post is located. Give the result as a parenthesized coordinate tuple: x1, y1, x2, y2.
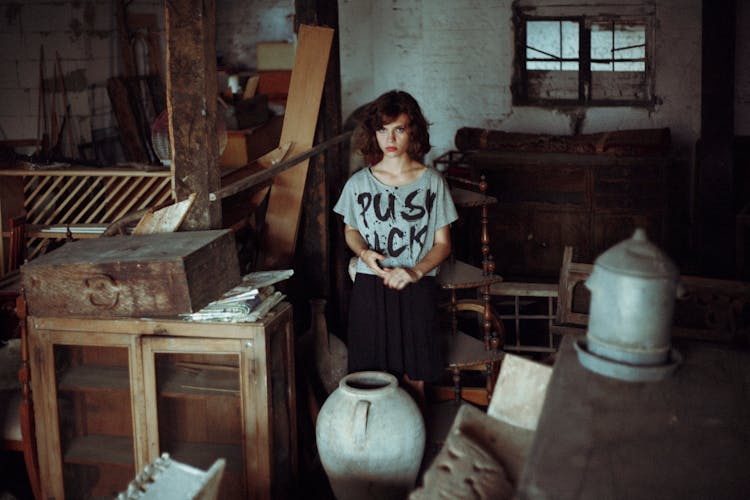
(165, 0, 221, 229)
(695, 0, 735, 275)
(295, 0, 345, 326)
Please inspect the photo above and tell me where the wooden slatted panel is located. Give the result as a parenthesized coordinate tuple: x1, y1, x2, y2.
(18, 172, 173, 261)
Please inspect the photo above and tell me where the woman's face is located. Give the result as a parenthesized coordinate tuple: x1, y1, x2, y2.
(375, 113, 411, 158)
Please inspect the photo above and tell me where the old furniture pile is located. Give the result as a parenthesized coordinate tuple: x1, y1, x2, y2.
(20, 230, 296, 500)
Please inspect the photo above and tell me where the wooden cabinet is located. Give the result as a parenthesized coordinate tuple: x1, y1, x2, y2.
(456, 151, 670, 278)
(29, 303, 295, 500)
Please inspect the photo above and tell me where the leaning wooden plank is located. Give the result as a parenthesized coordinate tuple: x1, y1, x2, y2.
(107, 77, 149, 162)
(260, 25, 334, 268)
(133, 193, 197, 234)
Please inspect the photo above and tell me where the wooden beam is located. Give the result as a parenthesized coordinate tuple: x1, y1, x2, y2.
(695, 0, 736, 275)
(165, 0, 220, 229)
(211, 131, 351, 201)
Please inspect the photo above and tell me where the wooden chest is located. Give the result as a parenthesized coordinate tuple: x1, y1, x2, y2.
(21, 229, 240, 317)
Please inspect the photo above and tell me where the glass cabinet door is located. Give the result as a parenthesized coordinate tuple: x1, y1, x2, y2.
(142, 337, 246, 499)
(49, 337, 142, 499)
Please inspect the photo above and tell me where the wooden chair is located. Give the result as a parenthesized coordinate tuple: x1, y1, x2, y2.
(549, 246, 592, 337)
(1, 293, 41, 500)
(434, 175, 505, 406)
(550, 245, 750, 345)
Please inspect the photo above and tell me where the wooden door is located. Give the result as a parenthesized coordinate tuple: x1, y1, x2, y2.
(141, 336, 251, 500)
(29, 325, 144, 499)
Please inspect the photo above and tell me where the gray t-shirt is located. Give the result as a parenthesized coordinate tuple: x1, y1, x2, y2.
(334, 166, 458, 276)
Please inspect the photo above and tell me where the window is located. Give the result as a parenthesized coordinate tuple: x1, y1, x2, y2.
(513, 15, 654, 106)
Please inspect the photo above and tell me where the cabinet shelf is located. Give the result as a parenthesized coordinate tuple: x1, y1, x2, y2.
(63, 434, 133, 467)
(157, 364, 240, 398)
(58, 365, 130, 392)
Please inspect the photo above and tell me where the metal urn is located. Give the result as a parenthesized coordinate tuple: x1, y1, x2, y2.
(575, 228, 683, 381)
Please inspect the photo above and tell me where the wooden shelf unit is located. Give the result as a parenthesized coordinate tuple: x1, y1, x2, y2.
(438, 150, 671, 279)
(29, 303, 295, 500)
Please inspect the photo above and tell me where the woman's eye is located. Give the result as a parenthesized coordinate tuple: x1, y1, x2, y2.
(396, 127, 406, 134)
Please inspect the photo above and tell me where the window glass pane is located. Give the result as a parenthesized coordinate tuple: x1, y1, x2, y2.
(561, 21, 579, 59)
(527, 20, 579, 71)
(591, 61, 612, 71)
(614, 24, 645, 60)
(614, 61, 645, 71)
(527, 21, 562, 61)
(591, 23, 613, 62)
(528, 60, 562, 70)
(591, 22, 646, 72)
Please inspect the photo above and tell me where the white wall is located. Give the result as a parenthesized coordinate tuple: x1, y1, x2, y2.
(339, 0, 704, 165)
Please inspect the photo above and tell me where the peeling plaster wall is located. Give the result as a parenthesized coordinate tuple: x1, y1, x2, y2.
(339, 0, 704, 167)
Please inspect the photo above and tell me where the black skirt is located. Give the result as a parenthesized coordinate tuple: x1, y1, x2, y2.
(347, 273, 443, 383)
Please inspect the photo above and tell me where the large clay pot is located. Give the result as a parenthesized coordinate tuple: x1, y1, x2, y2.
(311, 299, 348, 394)
(297, 299, 348, 395)
(316, 371, 425, 500)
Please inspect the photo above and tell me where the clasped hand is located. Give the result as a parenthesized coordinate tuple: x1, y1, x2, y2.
(361, 249, 421, 290)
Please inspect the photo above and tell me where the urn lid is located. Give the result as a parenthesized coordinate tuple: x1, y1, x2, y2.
(593, 228, 677, 279)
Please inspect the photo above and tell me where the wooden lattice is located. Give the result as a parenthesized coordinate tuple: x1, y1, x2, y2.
(12, 169, 173, 260)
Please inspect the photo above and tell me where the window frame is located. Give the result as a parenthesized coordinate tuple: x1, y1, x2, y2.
(512, 13, 656, 107)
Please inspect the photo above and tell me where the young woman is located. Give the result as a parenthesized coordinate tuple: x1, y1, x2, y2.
(333, 90, 458, 402)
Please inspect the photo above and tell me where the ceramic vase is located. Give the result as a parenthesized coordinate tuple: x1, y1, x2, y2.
(310, 298, 348, 394)
(316, 371, 425, 500)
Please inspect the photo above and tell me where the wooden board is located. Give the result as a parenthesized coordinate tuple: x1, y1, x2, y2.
(260, 25, 333, 269)
(21, 230, 240, 317)
(133, 193, 196, 234)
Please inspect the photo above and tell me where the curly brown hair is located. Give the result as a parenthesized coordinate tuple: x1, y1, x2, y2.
(355, 90, 431, 165)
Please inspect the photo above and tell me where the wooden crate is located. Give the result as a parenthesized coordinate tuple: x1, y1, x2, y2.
(21, 230, 240, 318)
